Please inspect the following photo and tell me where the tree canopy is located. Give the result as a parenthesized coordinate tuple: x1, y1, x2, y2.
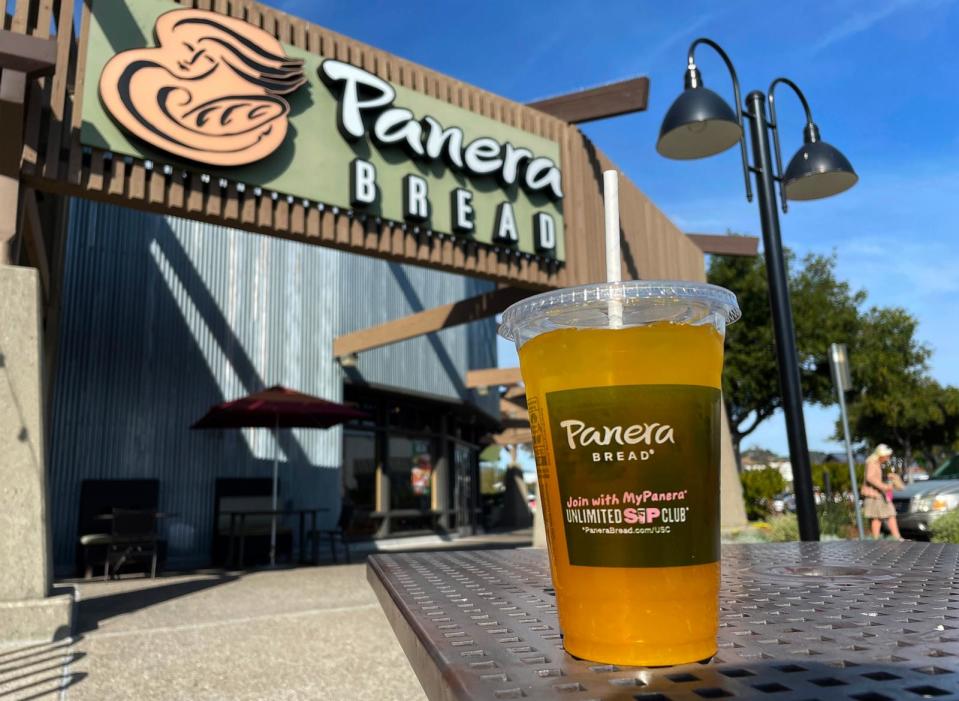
(709, 245, 959, 468)
(839, 306, 959, 467)
(708, 249, 862, 463)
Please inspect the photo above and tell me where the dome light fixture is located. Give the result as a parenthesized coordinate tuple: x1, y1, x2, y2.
(768, 77, 858, 209)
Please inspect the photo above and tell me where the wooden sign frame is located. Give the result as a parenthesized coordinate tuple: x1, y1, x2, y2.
(8, 0, 707, 290)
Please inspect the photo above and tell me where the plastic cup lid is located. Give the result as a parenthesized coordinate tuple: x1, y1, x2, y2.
(498, 279, 740, 346)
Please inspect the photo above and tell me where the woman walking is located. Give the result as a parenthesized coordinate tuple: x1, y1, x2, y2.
(861, 444, 905, 540)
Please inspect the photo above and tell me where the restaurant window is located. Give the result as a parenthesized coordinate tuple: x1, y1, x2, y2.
(347, 400, 379, 430)
(343, 430, 377, 514)
(389, 436, 436, 509)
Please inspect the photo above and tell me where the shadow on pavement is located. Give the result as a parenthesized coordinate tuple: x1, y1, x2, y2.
(0, 638, 86, 701)
(0, 672, 87, 701)
(0, 640, 73, 664)
(0, 655, 85, 687)
(0, 651, 84, 677)
(76, 573, 240, 634)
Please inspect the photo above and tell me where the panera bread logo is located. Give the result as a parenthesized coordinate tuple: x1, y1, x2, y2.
(559, 420, 676, 450)
(99, 9, 305, 166)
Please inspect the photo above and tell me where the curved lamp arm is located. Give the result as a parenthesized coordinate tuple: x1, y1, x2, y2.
(768, 77, 816, 213)
(688, 38, 752, 202)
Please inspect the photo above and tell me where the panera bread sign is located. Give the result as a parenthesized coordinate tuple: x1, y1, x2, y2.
(81, 0, 565, 259)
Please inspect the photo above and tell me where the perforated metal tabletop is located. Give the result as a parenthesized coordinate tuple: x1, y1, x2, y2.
(367, 543, 959, 700)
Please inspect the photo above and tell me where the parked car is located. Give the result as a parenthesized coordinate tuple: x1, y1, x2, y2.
(782, 493, 797, 512)
(892, 455, 959, 539)
(770, 494, 786, 514)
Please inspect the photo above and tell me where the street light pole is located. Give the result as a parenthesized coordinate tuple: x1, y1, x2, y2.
(744, 91, 819, 541)
(829, 343, 865, 539)
(657, 38, 858, 542)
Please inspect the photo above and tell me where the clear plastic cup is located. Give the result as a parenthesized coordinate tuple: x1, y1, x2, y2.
(499, 280, 740, 666)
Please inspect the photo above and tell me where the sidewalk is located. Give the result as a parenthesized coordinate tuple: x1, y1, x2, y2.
(0, 530, 532, 700)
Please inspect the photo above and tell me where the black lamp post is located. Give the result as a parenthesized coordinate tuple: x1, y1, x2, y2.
(657, 38, 858, 541)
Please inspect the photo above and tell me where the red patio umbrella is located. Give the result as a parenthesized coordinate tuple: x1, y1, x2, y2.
(191, 385, 368, 565)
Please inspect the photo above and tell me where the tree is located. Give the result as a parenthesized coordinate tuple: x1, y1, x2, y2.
(914, 386, 959, 468)
(811, 461, 864, 496)
(708, 249, 864, 468)
(848, 376, 959, 471)
(848, 308, 941, 464)
(479, 445, 505, 495)
(740, 468, 786, 520)
(841, 307, 959, 469)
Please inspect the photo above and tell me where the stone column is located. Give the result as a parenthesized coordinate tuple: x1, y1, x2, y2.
(0, 265, 72, 642)
(720, 402, 748, 530)
(531, 486, 548, 549)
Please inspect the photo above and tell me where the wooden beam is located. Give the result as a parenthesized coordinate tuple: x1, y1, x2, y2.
(493, 428, 532, 446)
(20, 189, 49, 299)
(0, 30, 57, 76)
(503, 385, 526, 400)
(527, 76, 649, 124)
(686, 233, 759, 257)
(500, 398, 527, 418)
(466, 367, 522, 389)
(333, 286, 531, 358)
(499, 397, 528, 429)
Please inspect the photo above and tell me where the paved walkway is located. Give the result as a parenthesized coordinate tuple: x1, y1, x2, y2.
(0, 530, 531, 700)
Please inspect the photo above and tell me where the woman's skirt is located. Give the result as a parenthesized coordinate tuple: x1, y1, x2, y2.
(863, 496, 895, 520)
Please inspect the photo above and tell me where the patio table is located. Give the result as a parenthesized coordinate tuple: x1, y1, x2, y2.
(222, 508, 328, 567)
(93, 511, 177, 520)
(367, 542, 959, 700)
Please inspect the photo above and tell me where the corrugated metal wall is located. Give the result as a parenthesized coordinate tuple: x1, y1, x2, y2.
(50, 199, 342, 569)
(49, 199, 498, 570)
(336, 254, 499, 418)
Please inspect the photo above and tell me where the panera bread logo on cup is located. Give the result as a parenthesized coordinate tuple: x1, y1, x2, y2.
(99, 9, 306, 167)
(559, 419, 675, 463)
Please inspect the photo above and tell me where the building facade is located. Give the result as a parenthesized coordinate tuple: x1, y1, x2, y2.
(48, 198, 498, 571)
(1, 0, 752, 645)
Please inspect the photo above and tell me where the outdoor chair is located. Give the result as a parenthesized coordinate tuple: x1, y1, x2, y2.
(77, 479, 161, 578)
(308, 500, 354, 564)
(102, 508, 159, 580)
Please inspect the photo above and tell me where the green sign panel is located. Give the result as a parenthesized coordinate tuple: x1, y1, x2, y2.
(80, 0, 565, 259)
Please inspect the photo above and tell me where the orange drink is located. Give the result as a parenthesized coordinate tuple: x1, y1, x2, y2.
(499, 281, 739, 666)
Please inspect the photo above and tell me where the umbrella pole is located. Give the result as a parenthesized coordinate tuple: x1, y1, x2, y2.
(270, 415, 278, 567)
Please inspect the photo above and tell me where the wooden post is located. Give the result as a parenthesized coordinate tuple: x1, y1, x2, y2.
(0, 29, 57, 264)
(0, 69, 27, 265)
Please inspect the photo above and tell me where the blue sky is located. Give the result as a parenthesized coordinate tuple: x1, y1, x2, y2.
(289, 0, 959, 457)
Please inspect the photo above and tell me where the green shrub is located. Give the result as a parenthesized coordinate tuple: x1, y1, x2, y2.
(723, 526, 771, 544)
(766, 515, 799, 542)
(812, 462, 863, 496)
(818, 500, 855, 538)
(931, 510, 959, 544)
(740, 468, 786, 521)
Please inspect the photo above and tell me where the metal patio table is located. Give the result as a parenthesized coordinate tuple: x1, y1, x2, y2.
(367, 542, 959, 700)
(222, 507, 328, 567)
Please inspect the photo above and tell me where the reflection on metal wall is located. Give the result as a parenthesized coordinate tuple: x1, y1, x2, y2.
(50, 199, 342, 569)
(336, 254, 499, 419)
(49, 200, 499, 569)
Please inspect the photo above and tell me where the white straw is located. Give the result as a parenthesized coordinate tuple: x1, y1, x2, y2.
(603, 170, 623, 328)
